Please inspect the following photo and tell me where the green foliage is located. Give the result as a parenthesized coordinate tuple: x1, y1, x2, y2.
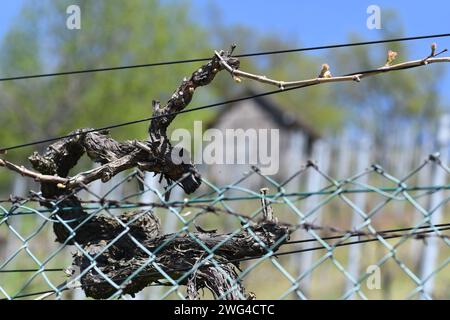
(0, 0, 212, 164)
(0, 0, 344, 183)
(0, 3, 448, 300)
(0, 4, 443, 185)
(205, 22, 345, 133)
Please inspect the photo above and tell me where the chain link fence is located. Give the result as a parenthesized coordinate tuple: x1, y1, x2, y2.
(0, 154, 449, 300)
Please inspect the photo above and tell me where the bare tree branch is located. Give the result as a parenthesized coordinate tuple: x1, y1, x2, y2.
(2, 44, 447, 195)
(0, 158, 67, 185)
(216, 43, 449, 90)
(2, 44, 449, 300)
(0, 49, 242, 194)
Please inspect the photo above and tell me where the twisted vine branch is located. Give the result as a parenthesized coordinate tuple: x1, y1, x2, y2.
(1, 44, 449, 299)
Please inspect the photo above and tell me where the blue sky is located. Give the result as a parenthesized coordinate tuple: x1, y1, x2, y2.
(0, 0, 449, 102)
(0, 1, 24, 38)
(192, 0, 450, 45)
(192, 0, 450, 102)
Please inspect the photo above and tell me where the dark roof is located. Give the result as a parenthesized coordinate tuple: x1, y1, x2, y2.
(206, 87, 321, 140)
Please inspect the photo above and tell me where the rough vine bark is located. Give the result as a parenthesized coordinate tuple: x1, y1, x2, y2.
(71, 211, 287, 299)
(24, 48, 239, 244)
(5, 45, 444, 298)
(0, 48, 290, 299)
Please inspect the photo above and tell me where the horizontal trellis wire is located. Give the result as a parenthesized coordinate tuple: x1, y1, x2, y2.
(0, 154, 449, 300)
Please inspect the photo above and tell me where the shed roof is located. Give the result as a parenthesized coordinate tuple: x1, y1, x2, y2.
(206, 87, 321, 140)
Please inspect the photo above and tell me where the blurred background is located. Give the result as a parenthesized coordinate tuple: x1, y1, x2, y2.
(0, 0, 449, 299)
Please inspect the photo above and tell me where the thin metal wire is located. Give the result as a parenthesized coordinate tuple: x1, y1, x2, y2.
(3, 223, 447, 274)
(1, 184, 448, 218)
(0, 268, 64, 273)
(1, 155, 449, 300)
(1, 33, 448, 82)
(21, 224, 449, 299)
(2, 37, 450, 153)
(0, 86, 308, 152)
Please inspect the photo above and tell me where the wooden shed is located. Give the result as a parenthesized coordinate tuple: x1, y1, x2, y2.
(201, 88, 320, 190)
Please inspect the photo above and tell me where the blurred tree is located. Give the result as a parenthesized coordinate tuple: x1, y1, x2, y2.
(0, 0, 346, 191)
(204, 4, 343, 133)
(1, 4, 442, 186)
(0, 0, 216, 189)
